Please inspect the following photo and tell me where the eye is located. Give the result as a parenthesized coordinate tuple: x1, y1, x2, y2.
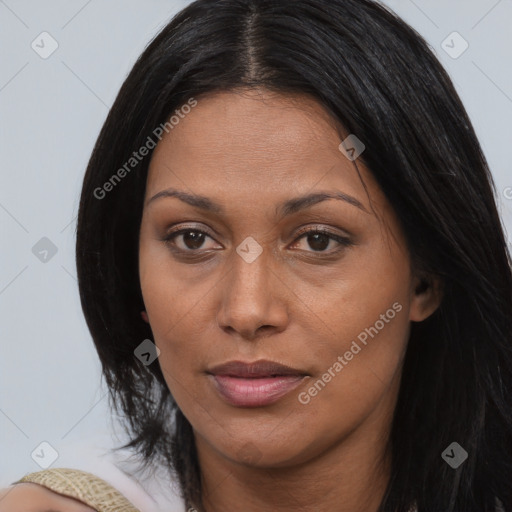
(163, 227, 221, 252)
(290, 227, 353, 253)
(162, 225, 352, 256)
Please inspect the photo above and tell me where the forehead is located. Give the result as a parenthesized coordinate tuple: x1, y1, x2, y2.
(156, 88, 342, 151)
(143, 88, 392, 223)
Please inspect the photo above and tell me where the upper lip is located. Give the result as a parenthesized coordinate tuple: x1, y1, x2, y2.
(207, 359, 308, 378)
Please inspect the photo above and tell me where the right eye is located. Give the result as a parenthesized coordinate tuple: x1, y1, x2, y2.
(163, 227, 222, 252)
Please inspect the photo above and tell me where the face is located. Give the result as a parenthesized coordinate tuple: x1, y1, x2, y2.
(138, 88, 440, 469)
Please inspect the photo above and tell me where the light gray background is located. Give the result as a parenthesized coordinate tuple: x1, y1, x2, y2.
(1, 0, 511, 486)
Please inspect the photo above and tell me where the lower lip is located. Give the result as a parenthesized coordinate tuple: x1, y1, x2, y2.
(209, 374, 306, 407)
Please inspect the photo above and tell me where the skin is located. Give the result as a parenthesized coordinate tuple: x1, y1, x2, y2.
(138, 88, 442, 512)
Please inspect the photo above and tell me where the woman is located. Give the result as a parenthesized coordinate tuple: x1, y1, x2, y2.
(2, 0, 511, 511)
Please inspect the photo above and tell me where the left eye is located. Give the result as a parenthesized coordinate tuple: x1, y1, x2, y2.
(291, 229, 352, 252)
(164, 229, 219, 251)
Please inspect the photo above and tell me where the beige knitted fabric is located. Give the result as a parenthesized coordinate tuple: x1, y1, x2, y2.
(13, 467, 141, 512)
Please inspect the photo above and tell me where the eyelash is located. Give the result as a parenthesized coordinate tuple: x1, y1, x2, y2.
(293, 227, 353, 252)
(162, 225, 353, 256)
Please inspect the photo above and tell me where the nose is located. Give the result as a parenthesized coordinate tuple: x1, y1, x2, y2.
(216, 246, 289, 341)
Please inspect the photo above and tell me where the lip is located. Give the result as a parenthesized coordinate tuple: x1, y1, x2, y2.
(206, 359, 308, 407)
(207, 359, 307, 378)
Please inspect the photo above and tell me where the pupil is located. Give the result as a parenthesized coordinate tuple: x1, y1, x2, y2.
(308, 233, 329, 251)
(183, 231, 205, 249)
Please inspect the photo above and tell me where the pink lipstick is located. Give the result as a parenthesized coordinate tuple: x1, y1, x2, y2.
(207, 360, 308, 407)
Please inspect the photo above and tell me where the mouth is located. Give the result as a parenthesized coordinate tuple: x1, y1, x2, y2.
(206, 359, 309, 408)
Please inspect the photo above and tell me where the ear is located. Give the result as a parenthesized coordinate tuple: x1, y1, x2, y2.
(409, 274, 443, 322)
(141, 310, 149, 323)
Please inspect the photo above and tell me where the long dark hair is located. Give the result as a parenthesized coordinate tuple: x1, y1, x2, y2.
(75, 0, 512, 510)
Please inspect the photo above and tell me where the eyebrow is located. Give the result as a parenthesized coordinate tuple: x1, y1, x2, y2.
(145, 187, 368, 216)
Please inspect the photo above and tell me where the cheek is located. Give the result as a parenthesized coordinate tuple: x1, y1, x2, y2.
(139, 235, 213, 330)
(284, 237, 411, 351)
(140, 269, 212, 360)
(139, 266, 210, 410)
(294, 296, 409, 448)
(309, 258, 411, 419)
(138, 242, 219, 390)
(287, 239, 412, 404)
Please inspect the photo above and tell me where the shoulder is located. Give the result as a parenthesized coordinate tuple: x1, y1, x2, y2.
(2, 434, 186, 512)
(11, 467, 139, 512)
(0, 480, 97, 512)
